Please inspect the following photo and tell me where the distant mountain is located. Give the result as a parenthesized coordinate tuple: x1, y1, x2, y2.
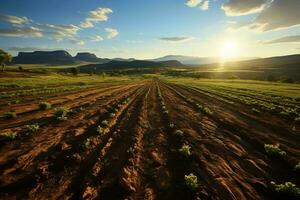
(74, 52, 109, 63)
(12, 50, 137, 65)
(13, 50, 76, 65)
(152, 55, 218, 65)
(79, 60, 183, 72)
(152, 55, 258, 65)
(226, 54, 300, 68)
(195, 54, 300, 80)
(112, 58, 135, 62)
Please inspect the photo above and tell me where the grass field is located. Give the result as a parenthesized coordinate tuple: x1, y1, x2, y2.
(0, 72, 299, 200)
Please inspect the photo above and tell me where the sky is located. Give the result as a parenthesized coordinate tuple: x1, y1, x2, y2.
(0, 0, 300, 59)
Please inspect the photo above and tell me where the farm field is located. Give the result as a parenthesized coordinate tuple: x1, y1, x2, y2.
(0, 75, 299, 200)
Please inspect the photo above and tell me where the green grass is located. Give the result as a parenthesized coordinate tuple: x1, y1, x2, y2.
(163, 77, 300, 99)
(0, 72, 143, 99)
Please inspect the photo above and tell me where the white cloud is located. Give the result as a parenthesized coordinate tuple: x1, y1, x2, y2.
(200, 0, 209, 10)
(90, 35, 104, 42)
(0, 26, 43, 38)
(80, 7, 113, 28)
(42, 24, 80, 41)
(221, 0, 268, 16)
(186, 0, 209, 10)
(231, 0, 300, 32)
(263, 35, 300, 44)
(186, 0, 202, 7)
(0, 13, 30, 24)
(159, 36, 193, 43)
(105, 28, 119, 39)
(69, 38, 85, 45)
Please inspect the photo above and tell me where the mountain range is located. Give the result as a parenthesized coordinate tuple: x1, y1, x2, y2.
(12, 50, 136, 65)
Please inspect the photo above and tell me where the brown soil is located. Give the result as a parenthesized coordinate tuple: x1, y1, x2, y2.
(0, 80, 299, 200)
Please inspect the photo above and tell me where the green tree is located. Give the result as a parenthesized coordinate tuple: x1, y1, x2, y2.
(0, 49, 12, 72)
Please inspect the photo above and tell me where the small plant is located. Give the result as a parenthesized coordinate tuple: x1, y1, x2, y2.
(39, 102, 51, 110)
(174, 129, 184, 137)
(109, 113, 115, 118)
(97, 125, 103, 134)
(25, 124, 39, 133)
(163, 110, 169, 115)
(127, 147, 134, 155)
(3, 112, 17, 119)
(294, 161, 300, 171)
(184, 173, 198, 191)
(4, 131, 17, 140)
(54, 107, 70, 121)
(203, 107, 213, 115)
(270, 181, 300, 198)
(179, 144, 191, 157)
(101, 120, 108, 127)
(252, 108, 261, 114)
(83, 138, 91, 149)
(264, 144, 286, 157)
(169, 123, 174, 128)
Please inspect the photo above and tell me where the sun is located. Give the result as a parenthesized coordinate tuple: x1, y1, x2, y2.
(220, 40, 239, 60)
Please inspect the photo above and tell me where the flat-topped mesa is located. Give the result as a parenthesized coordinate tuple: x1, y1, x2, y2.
(13, 50, 76, 64)
(75, 52, 98, 62)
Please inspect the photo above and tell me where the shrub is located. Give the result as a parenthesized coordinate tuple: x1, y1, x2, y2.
(174, 129, 184, 137)
(4, 131, 17, 140)
(264, 144, 286, 157)
(179, 144, 191, 157)
(39, 102, 51, 110)
(3, 112, 17, 119)
(184, 173, 198, 191)
(25, 124, 39, 133)
(54, 107, 70, 121)
(294, 162, 300, 171)
(270, 181, 300, 198)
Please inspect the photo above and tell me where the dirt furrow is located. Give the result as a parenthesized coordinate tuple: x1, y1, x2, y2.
(0, 84, 144, 199)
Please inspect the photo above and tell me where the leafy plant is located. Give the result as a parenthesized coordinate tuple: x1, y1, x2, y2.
(294, 162, 300, 171)
(179, 144, 191, 157)
(25, 124, 40, 133)
(83, 138, 91, 149)
(169, 123, 174, 128)
(39, 102, 51, 110)
(101, 120, 108, 127)
(270, 181, 300, 198)
(264, 144, 286, 157)
(54, 107, 70, 121)
(4, 131, 17, 140)
(184, 173, 198, 191)
(252, 108, 261, 114)
(3, 112, 17, 119)
(127, 147, 134, 155)
(97, 125, 103, 134)
(174, 129, 184, 137)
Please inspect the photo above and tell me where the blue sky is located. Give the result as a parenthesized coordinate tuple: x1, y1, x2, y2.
(0, 0, 300, 59)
